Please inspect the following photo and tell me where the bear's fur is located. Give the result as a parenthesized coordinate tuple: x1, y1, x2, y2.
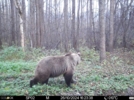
(30, 52, 81, 87)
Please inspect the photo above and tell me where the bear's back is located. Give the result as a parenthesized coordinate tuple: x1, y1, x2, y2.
(35, 55, 69, 77)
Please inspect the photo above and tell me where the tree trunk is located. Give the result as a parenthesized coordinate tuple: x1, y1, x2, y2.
(75, 0, 80, 51)
(14, 3, 20, 46)
(0, 33, 2, 49)
(29, 1, 32, 48)
(14, 0, 25, 52)
(64, 0, 69, 52)
(39, 0, 45, 48)
(72, 0, 75, 49)
(123, 33, 127, 48)
(89, 0, 93, 48)
(10, 0, 15, 45)
(99, 0, 106, 62)
(0, 4, 2, 49)
(6, 0, 10, 45)
(22, 0, 26, 44)
(55, 0, 57, 21)
(109, 0, 115, 52)
(35, 0, 40, 48)
(92, 1, 96, 49)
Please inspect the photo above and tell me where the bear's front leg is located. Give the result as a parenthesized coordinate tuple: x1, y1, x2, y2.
(63, 72, 73, 87)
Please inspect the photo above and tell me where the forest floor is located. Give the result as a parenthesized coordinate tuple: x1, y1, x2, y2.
(0, 46, 134, 96)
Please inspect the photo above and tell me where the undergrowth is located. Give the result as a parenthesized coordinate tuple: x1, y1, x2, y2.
(0, 46, 134, 95)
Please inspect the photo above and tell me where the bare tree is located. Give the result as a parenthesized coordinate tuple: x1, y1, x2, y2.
(91, 1, 96, 49)
(0, 3, 2, 49)
(75, 0, 80, 51)
(35, 0, 40, 48)
(64, 0, 69, 52)
(86, 0, 95, 48)
(46, 0, 52, 49)
(108, 0, 115, 52)
(22, 0, 26, 41)
(5, 0, 10, 45)
(72, 0, 76, 49)
(1, 0, 134, 51)
(39, 0, 45, 48)
(14, 3, 20, 46)
(10, 0, 15, 45)
(120, 0, 133, 48)
(90, 0, 93, 47)
(14, 0, 25, 52)
(99, 0, 106, 62)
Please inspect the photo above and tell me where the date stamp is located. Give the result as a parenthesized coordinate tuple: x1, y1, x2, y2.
(104, 96, 118, 100)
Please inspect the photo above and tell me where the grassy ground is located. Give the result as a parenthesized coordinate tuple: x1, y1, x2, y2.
(0, 46, 134, 96)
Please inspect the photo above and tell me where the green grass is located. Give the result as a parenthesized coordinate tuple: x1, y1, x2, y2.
(0, 46, 134, 95)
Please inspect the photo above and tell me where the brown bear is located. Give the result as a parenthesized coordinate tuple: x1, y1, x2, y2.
(30, 52, 81, 88)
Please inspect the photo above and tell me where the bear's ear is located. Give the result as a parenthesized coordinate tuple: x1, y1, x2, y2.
(65, 52, 72, 56)
(77, 52, 81, 56)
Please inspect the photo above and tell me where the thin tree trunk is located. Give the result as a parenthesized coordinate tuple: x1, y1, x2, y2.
(0, 4, 2, 49)
(6, 0, 10, 45)
(89, 0, 93, 48)
(109, 0, 115, 52)
(64, 0, 69, 52)
(86, 0, 89, 46)
(75, 0, 80, 51)
(14, 5, 20, 46)
(14, 0, 25, 52)
(99, 0, 106, 62)
(92, 1, 96, 49)
(45, 0, 48, 48)
(80, 0, 82, 28)
(22, 0, 26, 44)
(39, 0, 45, 48)
(0, 34, 2, 49)
(72, 0, 75, 49)
(29, 1, 33, 48)
(55, 0, 57, 21)
(35, 0, 40, 48)
(10, 0, 15, 45)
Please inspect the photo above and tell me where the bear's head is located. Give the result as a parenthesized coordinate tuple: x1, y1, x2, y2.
(71, 52, 81, 65)
(65, 52, 81, 66)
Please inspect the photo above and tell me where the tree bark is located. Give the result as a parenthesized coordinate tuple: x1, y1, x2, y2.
(29, 0, 33, 48)
(99, 0, 106, 62)
(22, 0, 26, 42)
(10, 0, 15, 45)
(75, 0, 80, 51)
(0, 4, 2, 49)
(72, 0, 76, 49)
(14, 0, 25, 52)
(89, 0, 93, 48)
(35, 0, 40, 48)
(39, 0, 45, 48)
(64, 0, 69, 52)
(109, 0, 115, 52)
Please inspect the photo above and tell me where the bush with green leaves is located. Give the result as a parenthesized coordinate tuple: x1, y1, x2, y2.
(79, 47, 99, 62)
(0, 46, 62, 62)
(0, 46, 25, 61)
